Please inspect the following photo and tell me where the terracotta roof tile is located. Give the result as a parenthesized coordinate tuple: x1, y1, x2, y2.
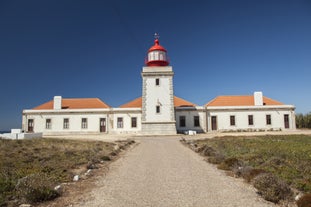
(119, 96, 196, 108)
(119, 97, 142, 108)
(33, 98, 110, 110)
(174, 96, 196, 107)
(205, 95, 283, 107)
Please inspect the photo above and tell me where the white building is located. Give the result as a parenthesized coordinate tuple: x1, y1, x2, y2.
(22, 37, 296, 135)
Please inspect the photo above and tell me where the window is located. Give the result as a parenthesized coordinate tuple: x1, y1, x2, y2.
(117, 117, 123, 128)
(131, 117, 137, 128)
(266, 115, 271, 125)
(248, 115, 254, 125)
(63, 118, 69, 129)
(180, 116, 186, 127)
(156, 105, 161, 114)
(81, 118, 88, 129)
(155, 78, 160, 86)
(194, 116, 200, 127)
(45, 119, 51, 129)
(230, 115, 235, 126)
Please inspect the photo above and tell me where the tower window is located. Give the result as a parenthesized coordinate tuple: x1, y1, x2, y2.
(156, 105, 160, 113)
(155, 78, 160, 86)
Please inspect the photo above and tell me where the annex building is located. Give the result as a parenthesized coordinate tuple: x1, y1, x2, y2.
(22, 37, 296, 135)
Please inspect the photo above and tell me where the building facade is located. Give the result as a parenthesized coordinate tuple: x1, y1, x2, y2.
(22, 37, 296, 135)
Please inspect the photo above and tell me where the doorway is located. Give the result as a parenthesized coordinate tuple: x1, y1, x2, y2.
(100, 118, 106, 133)
(28, 119, 34, 132)
(211, 116, 217, 131)
(284, 114, 289, 129)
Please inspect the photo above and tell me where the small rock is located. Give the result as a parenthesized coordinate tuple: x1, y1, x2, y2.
(54, 185, 61, 191)
(73, 175, 79, 182)
(84, 169, 92, 176)
(19, 204, 32, 207)
(54, 184, 63, 194)
(295, 193, 303, 201)
(114, 145, 119, 151)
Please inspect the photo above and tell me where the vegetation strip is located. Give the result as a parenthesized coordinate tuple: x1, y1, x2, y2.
(0, 138, 135, 206)
(182, 135, 311, 206)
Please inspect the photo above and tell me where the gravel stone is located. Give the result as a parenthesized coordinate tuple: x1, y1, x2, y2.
(74, 137, 276, 207)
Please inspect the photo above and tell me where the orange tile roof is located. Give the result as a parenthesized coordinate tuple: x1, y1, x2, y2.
(119, 96, 196, 108)
(174, 96, 196, 107)
(205, 95, 283, 107)
(119, 97, 142, 108)
(33, 98, 110, 110)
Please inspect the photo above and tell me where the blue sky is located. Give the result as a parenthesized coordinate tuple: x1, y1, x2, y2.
(0, 0, 311, 131)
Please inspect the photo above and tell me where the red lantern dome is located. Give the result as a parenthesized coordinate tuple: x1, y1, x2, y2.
(145, 35, 169, 66)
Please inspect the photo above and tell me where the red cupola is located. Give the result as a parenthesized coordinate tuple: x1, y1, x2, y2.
(145, 34, 169, 66)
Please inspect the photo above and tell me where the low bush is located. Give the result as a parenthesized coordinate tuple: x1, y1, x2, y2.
(15, 173, 59, 203)
(207, 153, 225, 164)
(101, 155, 111, 161)
(242, 168, 266, 182)
(201, 145, 216, 157)
(253, 173, 293, 203)
(297, 193, 311, 207)
(217, 157, 243, 171)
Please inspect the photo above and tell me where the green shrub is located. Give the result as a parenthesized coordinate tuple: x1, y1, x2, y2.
(297, 193, 311, 207)
(15, 173, 59, 203)
(253, 173, 293, 203)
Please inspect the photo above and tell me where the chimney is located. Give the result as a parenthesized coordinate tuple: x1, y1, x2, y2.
(254, 91, 263, 106)
(53, 96, 62, 110)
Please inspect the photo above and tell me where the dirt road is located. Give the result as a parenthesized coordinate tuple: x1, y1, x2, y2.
(74, 137, 276, 207)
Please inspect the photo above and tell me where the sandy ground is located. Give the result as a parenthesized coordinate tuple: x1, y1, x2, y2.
(72, 136, 280, 207)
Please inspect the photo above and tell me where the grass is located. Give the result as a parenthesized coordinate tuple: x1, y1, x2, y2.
(193, 135, 311, 194)
(186, 135, 311, 203)
(0, 138, 117, 206)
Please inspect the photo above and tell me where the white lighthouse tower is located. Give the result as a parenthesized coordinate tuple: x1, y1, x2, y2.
(141, 34, 176, 134)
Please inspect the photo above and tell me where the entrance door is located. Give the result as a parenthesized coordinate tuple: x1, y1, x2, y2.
(284, 114, 289, 129)
(211, 116, 217, 131)
(100, 118, 106, 132)
(28, 119, 34, 132)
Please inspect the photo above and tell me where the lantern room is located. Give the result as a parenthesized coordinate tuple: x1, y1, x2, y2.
(145, 36, 169, 66)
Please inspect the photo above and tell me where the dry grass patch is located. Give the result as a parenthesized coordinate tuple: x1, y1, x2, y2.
(184, 135, 311, 203)
(0, 138, 126, 206)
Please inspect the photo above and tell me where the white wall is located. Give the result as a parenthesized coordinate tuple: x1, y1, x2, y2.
(206, 106, 296, 132)
(175, 107, 206, 133)
(23, 113, 109, 135)
(22, 108, 142, 135)
(109, 109, 141, 134)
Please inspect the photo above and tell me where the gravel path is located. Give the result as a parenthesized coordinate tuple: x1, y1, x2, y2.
(75, 137, 276, 207)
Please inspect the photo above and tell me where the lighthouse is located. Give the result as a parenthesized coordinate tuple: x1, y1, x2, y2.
(141, 34, 176, 134)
